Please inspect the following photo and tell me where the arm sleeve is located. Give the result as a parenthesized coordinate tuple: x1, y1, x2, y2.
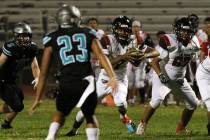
(42, 34, 53, 48)
(201, 42, 209, 56)
(2, 43, 13, 57)
(31, 43, 39, 57)
(155, 45, 168, 60)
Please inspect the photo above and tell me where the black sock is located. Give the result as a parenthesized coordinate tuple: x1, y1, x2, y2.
(139, 88, 145, 104)
(73, 119, 84, 130)
(118, 106, 126, 117)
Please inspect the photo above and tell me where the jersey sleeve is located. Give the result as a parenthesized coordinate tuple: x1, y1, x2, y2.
(155, 45, 168, 60)
(2, 42, 14, 57)
(30, 42, 39, 57)
(159, 35, 171, 50)
(201, 42, 209, 56)
(42, 33, 53, 48)
(88, 29, 97, 40)
(100, 35, 110, 55)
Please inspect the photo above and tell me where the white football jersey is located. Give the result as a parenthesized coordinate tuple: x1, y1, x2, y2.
(160, 34, 200, 79)
(96, 29, 105, 40)
(196, 29, 208, 44)
(200, 36, 210, 71)
(102, 34, 134, 80)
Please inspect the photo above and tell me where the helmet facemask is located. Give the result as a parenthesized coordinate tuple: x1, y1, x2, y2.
(114, 27, 131, 46)
(175, 29, 193, 46)
(13, 22, 32, 47)
(173, 18, 194, 46)
(15, 33, 32, 47)
(112, 16, 132, 46)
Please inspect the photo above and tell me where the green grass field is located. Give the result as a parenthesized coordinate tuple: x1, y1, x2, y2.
(0, 98, 209, 140)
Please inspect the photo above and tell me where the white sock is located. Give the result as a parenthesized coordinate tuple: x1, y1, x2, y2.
(46, 122, 60, 140)
(86, 128, 100, 140)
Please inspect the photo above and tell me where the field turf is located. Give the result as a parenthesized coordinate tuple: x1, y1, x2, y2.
(0, 98, 209, 140)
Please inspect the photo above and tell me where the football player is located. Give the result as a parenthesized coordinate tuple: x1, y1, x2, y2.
(66, 16, 159, 136)
(29, 4, 118, 140)
(196, 17, 210, 135)
(186, 14, 201, 98)
(136, 17, 200, 135)
(87, 17, 105, 80)
(87, 17, 105, 40)
(127, 20, 155, 106)
(0, 22, 40, 129)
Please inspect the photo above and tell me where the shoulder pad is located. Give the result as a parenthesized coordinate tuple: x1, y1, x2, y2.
(31, 42, 36, 45)
(159, 35, 171, 50)
(89, 29, 97, 37)
(5, 41, 16, 48)
(31, 42, 38, 48)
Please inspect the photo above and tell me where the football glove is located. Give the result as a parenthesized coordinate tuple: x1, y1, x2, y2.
(31, 77, 39, 89)
(128, 49, 144, 66)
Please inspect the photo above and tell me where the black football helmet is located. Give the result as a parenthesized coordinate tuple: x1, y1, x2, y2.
(173, 17, 194, 46)
(112, 16, 132, 46)
(188, 13, 199, 33)
(13, 22, 32, 47)
(56, 4, 81, 28)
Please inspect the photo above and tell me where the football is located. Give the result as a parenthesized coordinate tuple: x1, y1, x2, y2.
(128, 49, 144, 66)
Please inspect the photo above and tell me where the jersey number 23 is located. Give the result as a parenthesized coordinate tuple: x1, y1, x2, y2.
(57, 34, 88, 65)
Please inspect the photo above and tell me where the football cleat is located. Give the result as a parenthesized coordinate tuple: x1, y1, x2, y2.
(1, 122, 12, 129)
(176, 122, 192, 135)
(136, 120, 146, 135)
(121, 116, 136, 133)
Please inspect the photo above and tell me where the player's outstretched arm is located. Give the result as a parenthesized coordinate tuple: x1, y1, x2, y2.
(29, 47, 52, 115)
(143, 46, 160, 59)
(31, 57, 40, 89)
(0, 53, 8, 68)
(91, 39, 118, 94)
(149, 57, 162, 75)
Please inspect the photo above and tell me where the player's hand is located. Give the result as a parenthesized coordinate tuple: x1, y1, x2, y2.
(28, 99, 42, 116)
(124, 48, 144, 61)
(105, 77, 118, 95)
(31, 77, 39, 90)
(158, 73, 170, 84)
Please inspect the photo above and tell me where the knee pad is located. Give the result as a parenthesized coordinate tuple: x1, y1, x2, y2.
(150, 99, 162, 109)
